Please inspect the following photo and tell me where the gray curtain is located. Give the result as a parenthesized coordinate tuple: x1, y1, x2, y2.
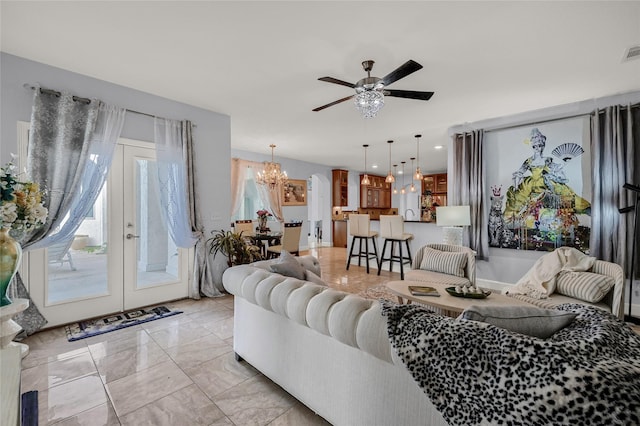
(186, 121, 224, 298)
(11, 88, 125, 336)
(590, 104, 640, 278)
(451, 130, 489, 260)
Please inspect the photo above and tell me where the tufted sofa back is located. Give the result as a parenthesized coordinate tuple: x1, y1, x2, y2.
(223, 265, 394, 363)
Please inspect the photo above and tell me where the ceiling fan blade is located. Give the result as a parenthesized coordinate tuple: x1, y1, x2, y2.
(318, 77, 355, 88)
(384, 89, 434, 101)
(381, 60, 423, 86)
(312, 94, 355, 112)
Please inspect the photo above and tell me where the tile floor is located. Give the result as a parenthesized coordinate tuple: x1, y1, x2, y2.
(20, 247, 399, 426)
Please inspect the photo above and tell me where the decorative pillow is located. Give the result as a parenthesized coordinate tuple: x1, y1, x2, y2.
(269, 250, 306, 280)
(419, 247, 467, 277)
(460, 305, 577, 339)
(305, 270, 328, 286)
(555, 271, 615, 303)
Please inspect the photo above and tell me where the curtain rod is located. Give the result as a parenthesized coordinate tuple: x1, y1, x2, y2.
(483, 112, 591, 134)
(456, 101, 639, 136)
(23, 84, 196, 125)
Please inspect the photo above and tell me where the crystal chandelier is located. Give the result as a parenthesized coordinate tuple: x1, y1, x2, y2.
(393, 164, 398, 194)
(361, 144, 371, 185)
(385, 140, 395, 183)
(256, 144, 288, 189)
(354, 90, 384, 119)
(400, 161, 406, 194)
(414, 134, 423, 180)
(410, 157, 417, 192)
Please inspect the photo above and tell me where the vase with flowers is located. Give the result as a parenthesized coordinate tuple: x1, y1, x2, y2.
(0, 162, 48, 306)
(256, 209, 272, 233)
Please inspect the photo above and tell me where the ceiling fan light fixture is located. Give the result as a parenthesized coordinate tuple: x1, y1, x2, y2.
(354, 90, 384, 119)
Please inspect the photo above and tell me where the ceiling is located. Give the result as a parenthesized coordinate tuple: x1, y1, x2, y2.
(2, 1, 639, 175)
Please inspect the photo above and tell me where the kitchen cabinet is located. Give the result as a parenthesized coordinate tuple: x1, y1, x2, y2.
(360, 174, 391, 209)
(332, 169, 349, 207)
(421, 173, 447, 220)
(333, 220, 348, 248)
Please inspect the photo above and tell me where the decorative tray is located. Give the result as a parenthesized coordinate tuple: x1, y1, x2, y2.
(445, 287, 491, 299)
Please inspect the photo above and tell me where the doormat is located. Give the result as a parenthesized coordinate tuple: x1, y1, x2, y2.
(65, 306, 182, 341)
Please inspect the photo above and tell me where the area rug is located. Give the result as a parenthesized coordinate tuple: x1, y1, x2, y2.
(357, 283, 397, 303)
(65, 306, 182, 341)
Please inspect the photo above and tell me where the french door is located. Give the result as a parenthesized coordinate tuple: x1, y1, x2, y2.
(27, 138, 189, 327)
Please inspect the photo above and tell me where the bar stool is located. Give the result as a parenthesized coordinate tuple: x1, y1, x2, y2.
(346, 214, 378, 273)
(377, 215, 413, 280)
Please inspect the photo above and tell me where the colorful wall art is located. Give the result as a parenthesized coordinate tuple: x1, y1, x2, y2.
(484, 116, 591, 252)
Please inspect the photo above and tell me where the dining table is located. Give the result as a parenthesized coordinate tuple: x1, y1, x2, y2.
(250, 232, 282, 258)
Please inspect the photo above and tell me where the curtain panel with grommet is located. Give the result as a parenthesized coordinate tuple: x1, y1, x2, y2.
(451, 130, 488, 260)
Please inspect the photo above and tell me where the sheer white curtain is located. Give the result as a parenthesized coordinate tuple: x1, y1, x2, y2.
(154, 119, 200, 247)
(230, 158, 284, 223)
(154, 119, 223, 298)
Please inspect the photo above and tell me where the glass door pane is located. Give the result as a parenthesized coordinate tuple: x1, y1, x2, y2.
(47, 186, 109, 304)
(133, 157, 179, 289)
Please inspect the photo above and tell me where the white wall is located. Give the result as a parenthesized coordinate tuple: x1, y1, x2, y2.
(1, 53, 231, 283)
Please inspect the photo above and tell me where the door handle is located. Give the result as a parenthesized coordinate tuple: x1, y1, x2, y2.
(126, 233, 140, 239)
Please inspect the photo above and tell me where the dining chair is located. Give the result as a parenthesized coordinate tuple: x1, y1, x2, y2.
(346, 214, 378, 273)
(234, 220, 255, 237)
(377, 215, 413, 280)
(267, 222, 302, 258)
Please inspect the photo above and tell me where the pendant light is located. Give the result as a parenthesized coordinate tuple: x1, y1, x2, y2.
(385, 140, 395, 183)
(393, 164, 398, 194)
(410, 157, 417, 192)
(400, 161, 406, 194)
(361, 144, 371, 185)
(414, 134, 423, 180)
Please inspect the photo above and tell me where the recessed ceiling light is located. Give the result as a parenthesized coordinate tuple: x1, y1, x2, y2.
(372, 163, 378, 169)
(434, 145, 444, 150)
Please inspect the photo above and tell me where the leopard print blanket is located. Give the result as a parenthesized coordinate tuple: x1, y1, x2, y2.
(381, 302, 640, 426)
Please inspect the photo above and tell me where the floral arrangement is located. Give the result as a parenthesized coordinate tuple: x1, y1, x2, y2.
(256, 209, 272, 218)
(0, 162, 48, 232)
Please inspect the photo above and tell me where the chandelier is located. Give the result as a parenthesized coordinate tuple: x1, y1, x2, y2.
(354, 90, 384, 119)
(361, 144, 371, 185)
(385, 140, 395, 183)
(256, 144, 288, 189)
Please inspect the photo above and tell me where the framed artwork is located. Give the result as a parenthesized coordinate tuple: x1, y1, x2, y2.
(283, 179, 307, 206)
(484, 116, 592, 252)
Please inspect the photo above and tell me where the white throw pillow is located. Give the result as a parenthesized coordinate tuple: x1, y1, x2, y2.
(555, 271, 615, 303)
(460, 305, 577, 339)
(419, 247, 467, 278)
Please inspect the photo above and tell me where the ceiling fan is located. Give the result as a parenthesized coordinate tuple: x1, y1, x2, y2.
(312, 59, 434, 117)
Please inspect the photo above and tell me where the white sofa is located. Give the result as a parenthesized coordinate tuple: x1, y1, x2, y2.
(222, 261, 448, 426)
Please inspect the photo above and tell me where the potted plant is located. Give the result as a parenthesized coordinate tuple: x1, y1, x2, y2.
(207, 229, 263, 267)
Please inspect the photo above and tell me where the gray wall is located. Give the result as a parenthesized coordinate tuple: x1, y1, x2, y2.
(231, 148, 334, 248)
(0, 52, 231, 251)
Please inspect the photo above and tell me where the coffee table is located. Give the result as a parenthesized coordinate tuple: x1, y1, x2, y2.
(385, 280, 532, 317)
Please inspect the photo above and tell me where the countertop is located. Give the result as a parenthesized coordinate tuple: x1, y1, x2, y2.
(333, 218, 436, 223)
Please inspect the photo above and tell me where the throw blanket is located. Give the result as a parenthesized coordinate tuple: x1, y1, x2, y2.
(507, 247, 595, 299)
(382, 302, 640, 426)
